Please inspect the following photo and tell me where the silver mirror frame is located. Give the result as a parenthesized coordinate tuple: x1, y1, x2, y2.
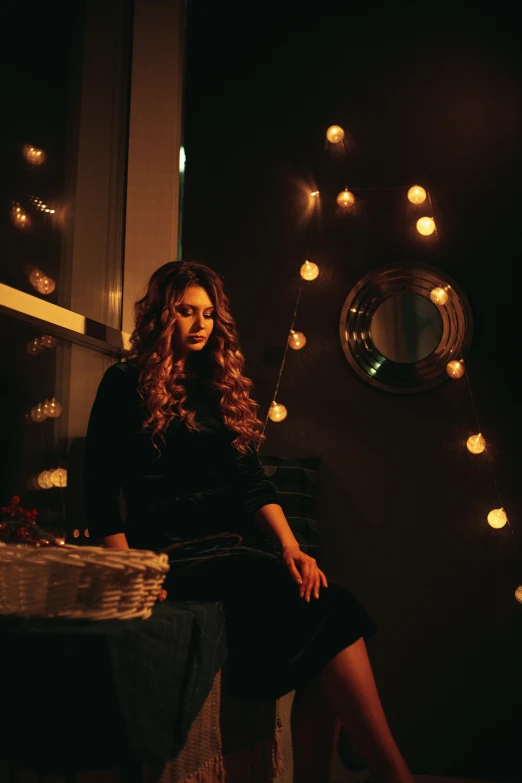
(339, 264, 473, 394)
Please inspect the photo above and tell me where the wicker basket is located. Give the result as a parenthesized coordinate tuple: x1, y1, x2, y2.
(0, 543, 169, 620)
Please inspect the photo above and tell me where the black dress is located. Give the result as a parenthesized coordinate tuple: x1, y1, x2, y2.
(84, 362, 376, 700)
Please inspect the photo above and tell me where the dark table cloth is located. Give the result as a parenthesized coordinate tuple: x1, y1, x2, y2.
(0, 601, 226, 769)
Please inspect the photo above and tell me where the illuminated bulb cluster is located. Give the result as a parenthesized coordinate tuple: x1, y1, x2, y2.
(268, 401, 287, 422)
(288, 330, 307, 350)
(27, 334, 57, 355)
(28, 267, 56, 295)
(416, 216, 436, 236)
(27, 338, 44, 356)
(35, 467, 68, 490)
(29, 397, 63, 422)
(407, 185, 427, 205)
(337, 189, 355, 208)
(487, 508, 507, 529)
(300, 259, 319, 281)
(466, 433, 486, 454)
(446, 360, 465, 379)
(23, 144, 46, 165)
(10, 203, 30, 229)
(430, 287, 449, 306)
(29, 195, 55, 214)
(326, 125, 345, 144)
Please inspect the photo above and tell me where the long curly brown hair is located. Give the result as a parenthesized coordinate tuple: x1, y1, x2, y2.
(125, 261, 264, 456)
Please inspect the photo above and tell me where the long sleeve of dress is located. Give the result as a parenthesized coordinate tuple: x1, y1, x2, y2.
(83, 364, 127, 540)
(232, 447, 280, 516)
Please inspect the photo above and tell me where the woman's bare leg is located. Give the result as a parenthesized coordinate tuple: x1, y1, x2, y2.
(320, 637, 414, 783)
(291, 676, 340, 783)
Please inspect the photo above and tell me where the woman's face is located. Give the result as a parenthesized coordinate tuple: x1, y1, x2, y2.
(171, 285, 215, 360)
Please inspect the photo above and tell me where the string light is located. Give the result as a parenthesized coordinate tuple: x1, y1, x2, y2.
(28, 268, 44, 288)
(27, 338, 44, 356)
(430, 287, 449, 306)
(326, 125, 345, 144)
(407, 185, 427, 205)
(43, 397, 62, 418)
(37, 470, 54, 490)
(310, 191, 320, 197)
(84, 529, 90, 538)
(300, 260, 319, 281)
(30, 403, 47, 423)
(268, 401, 287, 422)
(467, 433, 486, 454)
(73, 529, 80, 539)
(10, 203, 30, 229)
(515, 586, 522, 605)
(35, 275, 56, 295)
(337, 189, 355, 208)
(51, 468, 67, 488)
(28, 195, 55, 214)
(446, 360, 465, 379)
(23, 145, 46, 165)
(288, 330, 307, 350)
(416, 216, 436, 236)
(487, 508, 508, 529)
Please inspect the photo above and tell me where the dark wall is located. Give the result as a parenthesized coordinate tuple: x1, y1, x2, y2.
(182, 2, 522, 778)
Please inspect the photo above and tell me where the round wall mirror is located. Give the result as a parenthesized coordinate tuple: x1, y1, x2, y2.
(371, 293, 443, 364)
(339, 264, 473, 394)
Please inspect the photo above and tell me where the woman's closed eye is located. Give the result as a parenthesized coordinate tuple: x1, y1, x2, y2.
(178, 308, 214, 319)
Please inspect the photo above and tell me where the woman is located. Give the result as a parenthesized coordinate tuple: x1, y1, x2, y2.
(84, 261, 414, 783)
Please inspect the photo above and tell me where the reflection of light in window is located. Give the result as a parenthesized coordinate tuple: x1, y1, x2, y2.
(369, 367, 377, 375)
(179, 146, 186, 173)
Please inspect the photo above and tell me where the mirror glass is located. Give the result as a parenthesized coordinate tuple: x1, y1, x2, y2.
(370, 293, 443, 363)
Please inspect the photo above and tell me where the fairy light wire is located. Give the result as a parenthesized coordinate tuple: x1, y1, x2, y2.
(262, 280, 304, 437)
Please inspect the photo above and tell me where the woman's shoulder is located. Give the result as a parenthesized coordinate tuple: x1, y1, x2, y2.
(98, 361, 139, 393)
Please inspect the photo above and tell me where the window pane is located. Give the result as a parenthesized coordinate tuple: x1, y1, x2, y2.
(0, 312, 117, 544)
(0, 2, 132, 329)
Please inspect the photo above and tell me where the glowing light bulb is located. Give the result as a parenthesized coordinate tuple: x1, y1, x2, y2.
(11, 203, 30, 229)
(36, 275, 56, 295)
(337, 189, 355, 208)
(300, 260, 319, 281)
(430, 287, 448, 306)
(310, 191, 320, 197)
(268, 401, 287, 422)
(40, 335, 57, 348)
(446, 360, 465, 379)
(28, 268, 43, 288)
(416, 216, 436, 236)
(43, 397, 62, 418)
(487, 508, 507, 529)
(27, 338, 43, 355)
(51, 467, 68, 488)
(288, 330, 307, 350)
(37, 470, 54, 489)
(467, 433, 486, 454)
(407, 185, 427, 205)
(326, 125, 345, 144)
(515, 586, 522, 605)
(23, 144, 46, 165)
(30, 403, 47, 423)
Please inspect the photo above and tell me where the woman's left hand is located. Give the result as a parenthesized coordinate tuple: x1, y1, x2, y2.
(281, 545, 328, 601)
